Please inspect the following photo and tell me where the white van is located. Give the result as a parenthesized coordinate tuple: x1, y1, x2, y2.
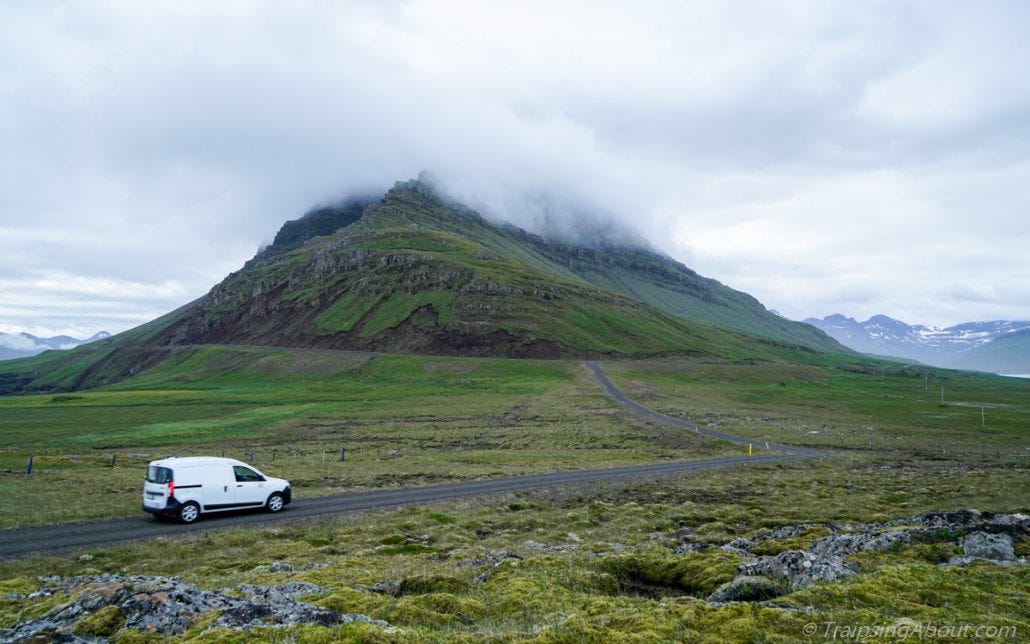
(142, 456, 292, 523)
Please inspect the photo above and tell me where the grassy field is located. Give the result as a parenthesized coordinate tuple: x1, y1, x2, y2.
(0, 347, 741, 529)
(599, 358, 1030, 465)
(1, 347, 1028, 640)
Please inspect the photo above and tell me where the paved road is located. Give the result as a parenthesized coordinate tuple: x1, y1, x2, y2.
(1, 361, 819, 557)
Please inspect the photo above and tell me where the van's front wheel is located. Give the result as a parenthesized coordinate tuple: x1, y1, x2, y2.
(178, 502, 200, 524)
(266, 493, 285, 513)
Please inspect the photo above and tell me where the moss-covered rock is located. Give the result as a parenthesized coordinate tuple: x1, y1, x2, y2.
(751, 527, 831, 556)
(72, 604, 124, 637)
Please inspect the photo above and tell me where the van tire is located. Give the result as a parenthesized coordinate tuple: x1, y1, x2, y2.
(178, 502, 201, 524)
(266, 493, 285, 513)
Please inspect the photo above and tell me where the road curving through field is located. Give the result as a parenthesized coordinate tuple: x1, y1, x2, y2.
(0, 361, 821, 557)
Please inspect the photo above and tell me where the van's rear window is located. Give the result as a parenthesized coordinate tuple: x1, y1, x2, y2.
(146, 466, 173, 484)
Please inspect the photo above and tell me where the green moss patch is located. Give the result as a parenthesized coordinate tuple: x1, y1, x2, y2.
(72, 605, 124, 637)
(599, 551, 743, 597)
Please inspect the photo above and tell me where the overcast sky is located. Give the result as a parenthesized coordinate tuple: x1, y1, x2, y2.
(2, 1, 1028, 339)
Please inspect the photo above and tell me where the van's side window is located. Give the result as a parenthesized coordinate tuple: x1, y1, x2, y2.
(233, 466, 265, 482)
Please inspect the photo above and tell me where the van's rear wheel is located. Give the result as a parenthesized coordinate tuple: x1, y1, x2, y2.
(178, 502, 200, 524)
(266, 493, 285, 513)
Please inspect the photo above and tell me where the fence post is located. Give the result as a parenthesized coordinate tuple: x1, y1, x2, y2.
(111, 454, 116, 468)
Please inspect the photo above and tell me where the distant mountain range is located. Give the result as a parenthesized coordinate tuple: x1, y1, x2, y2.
(0, 331, 110, 361)
(803, 314, 1030, 374)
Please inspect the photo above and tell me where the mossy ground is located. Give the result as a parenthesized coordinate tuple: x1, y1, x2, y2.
(2, 460, 1027, 641)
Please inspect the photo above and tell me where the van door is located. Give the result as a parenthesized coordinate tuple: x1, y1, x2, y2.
(232, 465, 269, 506)
(199, 465, 235, 511)
(143, 465, 173, 510)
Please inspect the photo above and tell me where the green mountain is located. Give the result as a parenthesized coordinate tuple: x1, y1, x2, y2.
(0, 179, 848, 394)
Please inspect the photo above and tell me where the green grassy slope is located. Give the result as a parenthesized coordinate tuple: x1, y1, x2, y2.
(489, 227, 841, 351)
(345, 180, 843, 351)
(0, 302, 197, 395)
(150, 181, 835, 362)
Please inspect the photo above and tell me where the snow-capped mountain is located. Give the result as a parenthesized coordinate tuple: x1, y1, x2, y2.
(803, 314, 1030, 373)
(0, 331, 110, 361)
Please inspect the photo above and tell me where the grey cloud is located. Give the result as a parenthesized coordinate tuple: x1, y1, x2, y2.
(0, 1, 1027, 335)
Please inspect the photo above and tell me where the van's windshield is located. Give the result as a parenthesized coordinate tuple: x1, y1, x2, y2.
(146, 465, 173, 484)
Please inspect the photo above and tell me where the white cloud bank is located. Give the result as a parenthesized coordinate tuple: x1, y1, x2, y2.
(1, 0, 1028, 336)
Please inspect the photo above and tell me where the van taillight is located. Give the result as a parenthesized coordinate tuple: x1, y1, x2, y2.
(167, 481, 174, 498)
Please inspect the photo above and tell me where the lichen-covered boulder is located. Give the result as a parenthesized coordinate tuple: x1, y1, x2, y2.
(961, 532, 1016, 561)
(738, 550, 857, 588)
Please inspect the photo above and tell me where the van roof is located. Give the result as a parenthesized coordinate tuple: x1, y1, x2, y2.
(149, 456, 249, 468)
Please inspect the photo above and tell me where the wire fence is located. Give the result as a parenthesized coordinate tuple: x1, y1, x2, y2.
(0, 446, 408, 477)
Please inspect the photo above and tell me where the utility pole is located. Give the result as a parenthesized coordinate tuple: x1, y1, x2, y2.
(981, 404, 985, 428)
(940, 385, 945, 406)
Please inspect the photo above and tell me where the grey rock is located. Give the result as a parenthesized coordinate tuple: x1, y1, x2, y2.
(709, 575, 786, 602)
(1, 574, 388, 640)
(268, 562, 294, 573)
(809, 530, 910, 559)
(723, 537, 755, 551)
(462, 550, 522, 568)
(237, 582, 326, 602)
(961, 532, 1016, 561)
(942, 555, 1023, 568)
(985, 513, 1030, 532)
(672, 527, 694, 541)
(463, 550, 523, 584)
(739, 550, 857, 588)
(522, 540, 579, 553)
(911, 509, 983, 530)
(720, 537, 755, 558)
(768, 525, 809, 540)
(675, 543, 710, 555)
